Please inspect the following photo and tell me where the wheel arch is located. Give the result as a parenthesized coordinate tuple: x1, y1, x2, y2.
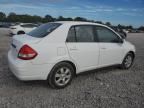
(128, 51, 135, 59)
(61, 60, 77, 74)
(121, 50, 135, 64)
(47, 60, 77, 80)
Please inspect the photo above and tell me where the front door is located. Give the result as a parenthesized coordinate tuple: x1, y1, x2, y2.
(94, 26, 124, 67)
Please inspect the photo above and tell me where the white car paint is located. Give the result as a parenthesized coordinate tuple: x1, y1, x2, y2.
(10, 23, 38, 35)
(8, 21, 136, 81)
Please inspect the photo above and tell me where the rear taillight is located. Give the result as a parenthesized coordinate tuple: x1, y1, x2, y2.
(18, 45, 37, 60)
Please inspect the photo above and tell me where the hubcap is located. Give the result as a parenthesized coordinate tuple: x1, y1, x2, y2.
(55, 67, 71, 86)
(125, 55, 133, 68)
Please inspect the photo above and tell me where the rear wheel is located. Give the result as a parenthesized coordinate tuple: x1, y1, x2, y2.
(48, 62, 74, 89)
(121, 53, 134, 69)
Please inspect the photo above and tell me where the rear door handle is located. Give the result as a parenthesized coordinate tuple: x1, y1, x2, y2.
(69, 46, 78, 51)
(70, 48, 78, 51)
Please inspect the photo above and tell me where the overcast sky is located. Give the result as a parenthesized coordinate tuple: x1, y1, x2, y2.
(0, 0, 144, 27)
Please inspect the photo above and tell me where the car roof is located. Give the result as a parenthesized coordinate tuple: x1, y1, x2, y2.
(53, 21, 106, 26)
(53, 21, 122, 38)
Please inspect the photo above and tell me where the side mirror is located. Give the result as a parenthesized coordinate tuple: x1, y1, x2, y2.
(119, 38, 124, 44)
(112, 39, 123, 43)
(120, 33, 127, 39)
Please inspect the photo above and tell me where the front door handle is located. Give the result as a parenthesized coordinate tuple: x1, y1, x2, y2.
(101, 47, 107, 50)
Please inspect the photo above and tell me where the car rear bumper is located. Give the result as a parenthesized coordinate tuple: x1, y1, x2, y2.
(8, 51, 54, 81)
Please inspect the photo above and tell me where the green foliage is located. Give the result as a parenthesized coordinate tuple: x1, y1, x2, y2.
(95, 21, 103, 24)
(0, 11, 138, 29)
(138, 26, 144, 31)
(43, 15, 55, 22)
(105, 22, 111, 26)
(56, 16, 73, 21)
(118, 24, 134, 29)
(0, 11, 100, 24)
(0, 12, 6, 21)
(6, 12, 42, 23)
(74, 17, 87, 21)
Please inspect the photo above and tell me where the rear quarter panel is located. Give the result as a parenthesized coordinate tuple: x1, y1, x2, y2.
(29, 24, 75, 65)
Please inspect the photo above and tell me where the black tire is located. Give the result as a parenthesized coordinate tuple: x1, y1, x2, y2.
(121, 53, 134, 69)
(17, 31, 25, 35)
(48, 62, 75, 89)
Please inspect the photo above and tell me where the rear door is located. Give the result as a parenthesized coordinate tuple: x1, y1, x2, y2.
(66, 25, 100, 72)
(94, 26, 124, 67)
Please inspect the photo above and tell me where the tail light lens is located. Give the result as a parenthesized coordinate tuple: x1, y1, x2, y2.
(18, 45, 37, 60)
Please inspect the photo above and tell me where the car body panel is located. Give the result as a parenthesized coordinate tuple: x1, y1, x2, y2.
(8, 21, 136, 80)
(66, 43, 100, 73)
(98, 42, 124, 67)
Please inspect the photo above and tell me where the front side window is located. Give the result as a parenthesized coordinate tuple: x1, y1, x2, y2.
(67, 25, 95, 42)
(27, 23, 61, 38)
(95, 26, 120, 43)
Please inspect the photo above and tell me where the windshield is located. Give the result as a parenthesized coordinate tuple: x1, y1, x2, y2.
(27, 23, 61, 38)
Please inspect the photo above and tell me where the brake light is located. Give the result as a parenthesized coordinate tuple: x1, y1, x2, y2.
(18, 45, 37, 60)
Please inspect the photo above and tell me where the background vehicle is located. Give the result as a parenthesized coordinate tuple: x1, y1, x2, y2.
(10, 23, 38, 35)
(8, 21, 135, 89)
(0, 22, 11, 28)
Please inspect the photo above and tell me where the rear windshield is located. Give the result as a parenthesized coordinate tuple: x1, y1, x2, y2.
(27, 23, 61, 38)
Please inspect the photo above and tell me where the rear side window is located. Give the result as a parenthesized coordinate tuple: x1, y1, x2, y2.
(67, 27, 76, 42)
(67, 25, 95, 42)
(27, 23, 61, 38)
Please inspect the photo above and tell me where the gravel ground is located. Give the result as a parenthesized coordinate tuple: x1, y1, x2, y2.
(0, 28, 144, 108)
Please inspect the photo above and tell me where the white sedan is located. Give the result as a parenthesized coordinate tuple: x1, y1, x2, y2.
(8, 21, 136, 89)
(10, 23, 38, 35)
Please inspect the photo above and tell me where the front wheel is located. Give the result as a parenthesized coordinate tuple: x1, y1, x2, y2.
(121, 53, 134, 69)
(48, 62, 74, 89)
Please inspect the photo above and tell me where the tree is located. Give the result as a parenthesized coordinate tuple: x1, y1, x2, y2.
(95, 21, 103, 24)
(64, 17, 73, 21)
(7, 12, 17, 22)
(0, 12, 6, 21)
(128, 25, 133, 29)
(74, 17, 87, 21)
(57, 16, 65, 21)
(118, 24, 123, 29)
(44, 15, 54, 22)
(138, 26, 144, 31)
(32, 15, 42, 23)
(105, 22, 111, 26)
(0, 11, 142, 31)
